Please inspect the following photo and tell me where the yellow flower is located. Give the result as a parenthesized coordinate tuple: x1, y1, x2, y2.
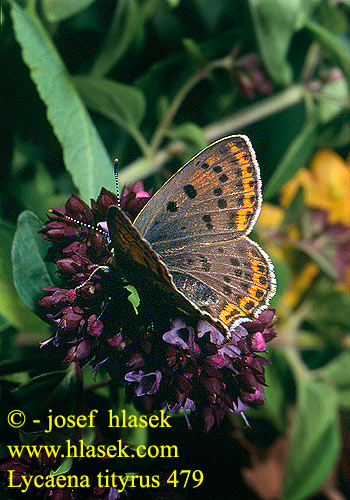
(281, 150, 350, 225)
(258, 202, 284, 229)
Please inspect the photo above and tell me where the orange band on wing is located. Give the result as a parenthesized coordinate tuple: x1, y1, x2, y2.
(220, 303, 245, 324)
(240, 296, 259, 314)
(248, 284, 266, 302)
(236, 208, 254, 231)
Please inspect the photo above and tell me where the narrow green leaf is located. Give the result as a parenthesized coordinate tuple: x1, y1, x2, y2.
(169, 122, 207, 153)
(319, 2, 349, 35)
(91, 0, 141, 77)
(126, 285, 140, 314)
(0, 219, 48, 332)
(51, 457, 73, 477)
(260, 364, 287, 431)
(282, 379, 340, 500)
(305, 19, 350, 90)
(0, 313, 10, 332)
(164, 0, 181, 7)
(73, 76, 146, 133)
(318, 76, 348, 124)
(319, 351, 350, 387)
(114, 387, 149, 449)
(248, 0, 294, 85)
(12, 211, 54, 312)
(11, 2, 114, 201)
(300, 246, 338, 280)
(318, 119, 350, 149)
(182, 38, 207, 66)
(13, 366, 76, 417)
(249, 0, 322, 85)
(269, 256, 292, 308)
(42, 0, 96, 23)
(336, 388, 350, 409)
(279, 188, 305, 229)
(264, 117, 317, 200)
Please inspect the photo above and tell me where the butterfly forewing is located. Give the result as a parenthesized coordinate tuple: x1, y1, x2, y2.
(133, 135, 262, 246)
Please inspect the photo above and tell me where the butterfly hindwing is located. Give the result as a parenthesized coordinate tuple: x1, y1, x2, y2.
(155, 237, 276, 329)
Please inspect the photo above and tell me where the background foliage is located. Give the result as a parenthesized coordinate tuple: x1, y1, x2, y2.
(1, 0, 350, 499)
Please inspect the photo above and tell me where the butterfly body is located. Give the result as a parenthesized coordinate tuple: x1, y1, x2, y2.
(107, 135, 276, 335)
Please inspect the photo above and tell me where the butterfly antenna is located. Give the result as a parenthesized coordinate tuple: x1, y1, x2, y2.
(114, 158, 121, 209)
(48, 209, 109, 238)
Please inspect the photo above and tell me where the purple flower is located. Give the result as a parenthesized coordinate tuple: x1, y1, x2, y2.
(120, 181, 152, 221)
(125, 370, 162, 396)
(39, 186, 278, 432)
(233, 52, 274, 99)
(88, 315, 104, 337)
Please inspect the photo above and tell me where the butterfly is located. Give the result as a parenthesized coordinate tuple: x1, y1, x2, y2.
(106, 135, 276, 337)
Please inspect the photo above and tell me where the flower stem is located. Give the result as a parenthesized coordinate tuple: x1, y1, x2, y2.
(204, 84, 304, 140)
(74, 362, 84, 442)
(121, 83, 304, 185)
(149, 55, 233, 154)
(280, 304, 311, 381)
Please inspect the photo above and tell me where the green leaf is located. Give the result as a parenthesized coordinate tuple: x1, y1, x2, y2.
(182, 38, 207, 66)
(318, 76, 348, 124)
(305, 19, 350, 90)
(13, 367, 76, 418)
(318, 351, 350, 409)
(73, 76, 146, 134)
(0, 219, 49, 332)
(249, 0, 322, 85)
(279, 188, 305, 228)
(51, 457, 73, 476)
(299, 245, 338, 280)
(42, 0, 96, 23)
(318, 118, 350, 149)
(113, 387, 148, 449)
(248, 1, 291, 85)
(164, 0, 181, 7)
(308, 287, 350, 330)
(336, 388, 350, 409)
(319, 1, 349, 35)
(126, 285, 140, 314)
(260, 363, 287, 431)
(319, 351, 350, 387)
(269, 257, 292, 308)
(91, 0, 141, 77)
(10, 2, 114, 201)
(169, 122, 207, 157)
(12, 163, 67, 217)
(264, 116, 317, 200)
(281, 379, 340, 500)
(0, 313, 10, 333)
(12, 211, 54, 313)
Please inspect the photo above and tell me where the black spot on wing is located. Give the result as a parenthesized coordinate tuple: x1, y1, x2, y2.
(219, 174, 228, 183)
(183, 184, 197, 199)
(166, 201, 177, 212)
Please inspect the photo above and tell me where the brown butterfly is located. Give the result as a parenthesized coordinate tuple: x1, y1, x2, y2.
(107, 135, 276, 336)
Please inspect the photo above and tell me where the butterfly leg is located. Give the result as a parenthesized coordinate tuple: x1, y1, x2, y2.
(75, 265, 111, 290)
